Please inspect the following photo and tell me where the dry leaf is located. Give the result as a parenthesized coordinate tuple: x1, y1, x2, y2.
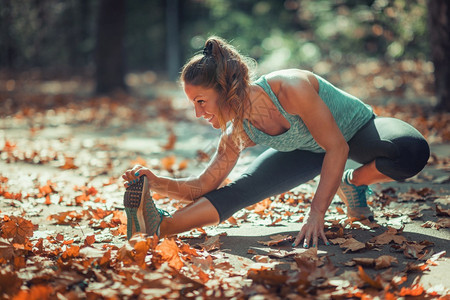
(257, 234, 293, 247)
(1, 216, 36, 244)
(84, 235, 96, 246)
(198, 235, 222, 252)
(60, 155, 78, 169)
(340, 238, 366, 253)
(436, 205, 450, 217)
(161, 155, 176, 172)
(357, 265, 383, 289)
(161, 130, 177, 150)
(155, 238, 184, 271)
(294, 247, 318, 268)
(399, 284, 424, 297)
(374, 255, 398, 269)
(369, 229, 407, 245)
(421, 218, 450, 229)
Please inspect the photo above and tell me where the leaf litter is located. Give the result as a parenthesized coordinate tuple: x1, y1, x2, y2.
(0, 89, 449, 299)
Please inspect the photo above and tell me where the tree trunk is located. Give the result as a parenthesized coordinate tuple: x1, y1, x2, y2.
(166, 0, 180, 81)
(428, 0, 450, 111)
(0, 0, 16, 69)
(95, 0, 127, 95)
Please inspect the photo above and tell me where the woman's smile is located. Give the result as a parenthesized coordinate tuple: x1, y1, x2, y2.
(183, 83, 230, 129)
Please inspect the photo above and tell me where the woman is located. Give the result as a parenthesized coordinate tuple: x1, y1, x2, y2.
(122, 36, 429, 248)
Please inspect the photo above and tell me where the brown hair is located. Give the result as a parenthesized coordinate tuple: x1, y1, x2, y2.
(180, 36, 256, 148)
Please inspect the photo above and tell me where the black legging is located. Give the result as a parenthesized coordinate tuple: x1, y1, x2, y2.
(204, 116, 430, 222)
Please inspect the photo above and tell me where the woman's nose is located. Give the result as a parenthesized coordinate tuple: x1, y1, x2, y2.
(194, 105, 203, 118)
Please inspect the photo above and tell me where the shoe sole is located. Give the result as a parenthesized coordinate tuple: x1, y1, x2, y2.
(123, 176, 149, 239)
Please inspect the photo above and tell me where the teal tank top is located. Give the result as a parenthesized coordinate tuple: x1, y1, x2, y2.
(243, 74, 374, 153)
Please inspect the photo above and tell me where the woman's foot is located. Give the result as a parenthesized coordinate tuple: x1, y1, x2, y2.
(337, 169, 374, 221)
(123, 176, 170, 239)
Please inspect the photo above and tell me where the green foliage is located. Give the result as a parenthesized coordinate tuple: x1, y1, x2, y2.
(0, 0, 430, 75)
(186, 0, 430, 72)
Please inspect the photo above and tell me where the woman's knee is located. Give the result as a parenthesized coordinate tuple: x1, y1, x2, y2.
(377, 136, 430, 181)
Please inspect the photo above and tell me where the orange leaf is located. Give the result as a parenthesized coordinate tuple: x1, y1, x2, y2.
(13, 284, 53, 300)
(257, 234, 293, 247)
(1, 216, 35, 244)
(0, 268, 22, 295)
(162, 130, 177, 150)
(399, 284, 424, 296)
(268, 217, 282, 226)
(130, 156, 147, 167)
(178, 159, 189, 171)
(161, 155, 176, 172)
(44, 195, 52, 205)
(357, 265, 383, 289)
(61, 245, 80, 260)
(0, 238, 14, 261)
(39, 184, 53, 196)
(84, 235, 96, 246)
(226, 216, 239, 226)
(13, 256, 26, 269)
(60, 155, 78, 169)
(179, 242, 200, 258)
(155, 238, 184, 271)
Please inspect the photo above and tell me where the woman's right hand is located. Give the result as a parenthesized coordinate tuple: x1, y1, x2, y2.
(122, 165, 155, 188)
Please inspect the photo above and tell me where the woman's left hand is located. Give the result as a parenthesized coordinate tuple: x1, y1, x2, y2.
(293, 207, 329, 248)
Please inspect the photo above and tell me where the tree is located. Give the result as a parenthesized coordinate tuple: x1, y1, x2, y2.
(428, 0, 450, 111)
(166, 0, 180, 81)
(95, 0, 127, 95)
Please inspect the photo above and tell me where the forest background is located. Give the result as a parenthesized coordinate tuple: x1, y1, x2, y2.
(1, 1, 450, 299)
(1, 0, 448, 111)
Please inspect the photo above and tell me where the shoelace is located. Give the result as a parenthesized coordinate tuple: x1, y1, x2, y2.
(155, 209, 171, 237)
(349, 185, 373, 207)
(157, 209, 171, 218)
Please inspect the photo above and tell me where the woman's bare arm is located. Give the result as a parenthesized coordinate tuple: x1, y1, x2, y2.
(124, 130, 249, 202)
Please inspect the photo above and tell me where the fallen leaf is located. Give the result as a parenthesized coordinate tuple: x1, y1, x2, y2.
(374, 255, 398, 269)
(369, 227, 407, 245)
(161, 155, 176, 172)
(60, 155, 78, 169)
(293, 247, 318, 268)
(0, 238, 14, 261)
(357, 265, 383, 289)
(399, 284, 424, 296)
(436, 205, 450, 217)
(198, 235, 222, 252)
(252, 255, 272, 263)
(257, 234, 293, 247)
(161, 130, 177, 150)
(421, 218, 450, 229)
(349, 257, 374, 268)
(340, 238, 366, 253)
(1, 216, 36, 244)
(155, 238, 184, 271)
(267, 249, 297, 259)
(405, 261, 430, 272)
(0, 268, 23, 295)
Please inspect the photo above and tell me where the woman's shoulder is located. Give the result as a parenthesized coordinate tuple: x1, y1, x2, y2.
(264, 69, 318, 97)
(264, 69, 314, 90)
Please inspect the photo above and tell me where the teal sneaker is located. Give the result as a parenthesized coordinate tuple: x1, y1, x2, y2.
(123, 176, 170, 239)
(337, 169, 374, 221)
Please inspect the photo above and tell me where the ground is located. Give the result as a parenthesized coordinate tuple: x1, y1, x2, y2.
(0, 78, 449, 299)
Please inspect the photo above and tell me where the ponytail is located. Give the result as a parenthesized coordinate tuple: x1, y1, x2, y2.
(181, 36, 257, 149)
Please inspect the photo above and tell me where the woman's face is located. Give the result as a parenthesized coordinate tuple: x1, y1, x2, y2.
(184, 83, 231, 129)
